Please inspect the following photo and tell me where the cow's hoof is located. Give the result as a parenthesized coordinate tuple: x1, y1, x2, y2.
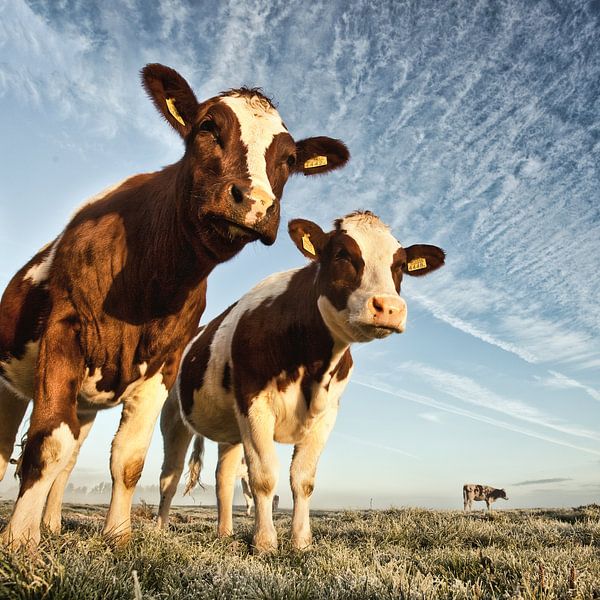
(252, 532, 278, 554)
(102, 528, 132, 549)
(292, 535, 312, 550)
(1, 527, 40, 552)
(42, 516, 62, 535)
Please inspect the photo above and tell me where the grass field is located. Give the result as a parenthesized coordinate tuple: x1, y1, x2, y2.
(1, 501, 599, 599)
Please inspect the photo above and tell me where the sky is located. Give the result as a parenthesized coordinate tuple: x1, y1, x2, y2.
(0, 0, 599, 511)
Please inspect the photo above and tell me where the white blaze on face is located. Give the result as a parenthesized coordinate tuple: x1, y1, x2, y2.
(219, 96, 288, 226)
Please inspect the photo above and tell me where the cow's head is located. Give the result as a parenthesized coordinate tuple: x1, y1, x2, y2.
(289, 211, 445, 344)
(142, 64, 349, 261)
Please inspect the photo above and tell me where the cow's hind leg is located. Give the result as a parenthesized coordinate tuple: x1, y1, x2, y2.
(103, 372, 167, 545)
(0, 381, 29, 481)
(1, 316, 83, 549)
(156, 390, 193, 530)
(42, 409, 96, 533)
(216, 442, 244, 536)
(241, 472, 254, 516)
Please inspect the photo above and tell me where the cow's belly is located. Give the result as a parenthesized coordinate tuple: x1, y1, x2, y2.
(0, 344, 155, 411)
(186, 388, 242, 444)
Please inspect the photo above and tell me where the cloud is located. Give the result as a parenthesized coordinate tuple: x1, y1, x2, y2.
(331, 431, 419, 459)
(512, 478, 572, 487)
(418, 412, 443, 423)
(398, 362, 600, 441)
(352, 378, 600, 457)
(410, 288, 539, 364)
(536, 370, 600, 403)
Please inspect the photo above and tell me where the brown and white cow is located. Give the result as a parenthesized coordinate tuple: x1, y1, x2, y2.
(0, 63, 349, 549)
(157, 211, 445, 551)
(463, 483, 509, 511)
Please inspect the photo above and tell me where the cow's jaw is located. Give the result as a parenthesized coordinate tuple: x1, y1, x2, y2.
(317, 295, 405, 344)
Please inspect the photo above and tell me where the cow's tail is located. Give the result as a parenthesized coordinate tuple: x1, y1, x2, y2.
(184, 435, 205, 496)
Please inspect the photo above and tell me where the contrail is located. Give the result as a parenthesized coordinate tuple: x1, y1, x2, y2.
(352, 378, 600, 457)
(331, 431, 419, 459)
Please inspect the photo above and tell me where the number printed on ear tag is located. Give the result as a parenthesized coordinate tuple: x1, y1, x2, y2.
(407, 257, 427, 272)
(303, 156, 328, 169)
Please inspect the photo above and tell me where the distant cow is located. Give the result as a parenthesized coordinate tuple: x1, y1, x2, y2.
(0, 63, 349, 549)
(463, 484, 508, 511)
(157, 211, 445, 551)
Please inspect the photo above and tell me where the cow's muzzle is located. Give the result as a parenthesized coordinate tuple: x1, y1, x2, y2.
(366, 295, 407, 333)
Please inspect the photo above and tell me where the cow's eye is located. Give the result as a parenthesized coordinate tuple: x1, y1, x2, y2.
(199, 120, 221, 145)
(335, 248, 352, 262)
(286, 154, 296, 168)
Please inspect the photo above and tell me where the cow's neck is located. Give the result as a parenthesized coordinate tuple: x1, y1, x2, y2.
(112, 164, 216, 322)
(291, 265, 352, 383)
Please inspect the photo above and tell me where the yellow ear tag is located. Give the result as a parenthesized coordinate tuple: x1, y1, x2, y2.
(407, 257, 427, 272)
(166, 97, 186, 126)
(302, 233, 316, 255)
(303, 155, 328, 169)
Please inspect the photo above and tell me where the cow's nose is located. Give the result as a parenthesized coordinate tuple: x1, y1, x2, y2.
(242, 187, 275, 226)
(367, 295, 407, 332)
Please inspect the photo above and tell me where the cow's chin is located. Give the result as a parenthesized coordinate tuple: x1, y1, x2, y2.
(351, 321, 401, 342)
(194, 219, 258, 263)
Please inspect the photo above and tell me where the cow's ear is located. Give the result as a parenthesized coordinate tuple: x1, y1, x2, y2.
(292, 137, 350, 176)
(141, 64, 199, 138)
(402, 245, 445, 276)
(288, 219, 328, 261)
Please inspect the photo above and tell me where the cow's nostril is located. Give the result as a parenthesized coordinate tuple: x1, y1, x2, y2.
(372, 297, 384, 314)
(231, 185, 244, 204)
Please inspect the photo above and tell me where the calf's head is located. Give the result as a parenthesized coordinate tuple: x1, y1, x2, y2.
(289, 211, 445, 343)
(497, 488, 509, 500)
(142, 64, 349, 260)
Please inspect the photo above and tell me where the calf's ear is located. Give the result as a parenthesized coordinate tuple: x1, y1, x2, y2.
(141, 64, 199, 138)
(292, 137, 350, 176)
(403, 245, 445, 276)
(288, 219, 328, 261)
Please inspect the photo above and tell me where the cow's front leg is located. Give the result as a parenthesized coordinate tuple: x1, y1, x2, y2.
(239, 403, 278, 552)
(42, 409, 96, 533)
(103, 371, 167, 545)
(289, 412, 336, 550)
(216, 442, 244, 537)
(1, 316, 83, 549)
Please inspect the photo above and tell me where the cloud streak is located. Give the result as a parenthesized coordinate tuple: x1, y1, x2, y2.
(537, 370, 600, 403)
(397, 362, 600, 441)
(352, 378, 600, 457)
(331, 431, 419, 460)
(512, 478, 572, 487)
